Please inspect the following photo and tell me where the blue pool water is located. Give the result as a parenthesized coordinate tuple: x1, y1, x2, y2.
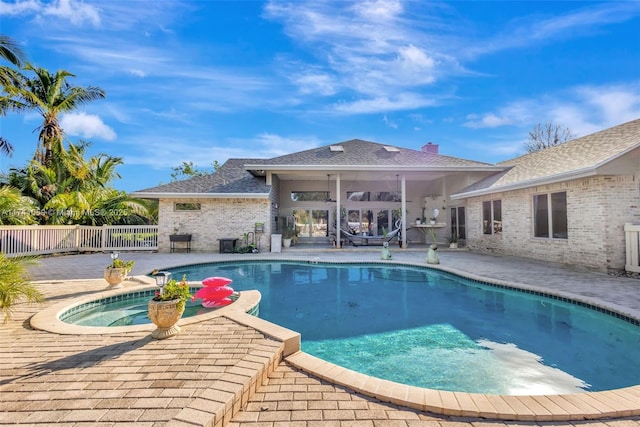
(164, 261, 640, 395)
(60, 288, 225, 326)
(62, 261, 640, 395)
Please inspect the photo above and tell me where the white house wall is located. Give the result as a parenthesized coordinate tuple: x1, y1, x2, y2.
(158, 197, 271, 252)
(465, 172, 640, 271)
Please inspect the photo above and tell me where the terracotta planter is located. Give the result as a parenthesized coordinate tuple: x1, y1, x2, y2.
(104, 267, 127, 287)
(148, 299, 185, 339)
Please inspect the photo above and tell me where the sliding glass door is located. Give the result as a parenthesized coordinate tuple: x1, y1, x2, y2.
(293, 209, 329, 239)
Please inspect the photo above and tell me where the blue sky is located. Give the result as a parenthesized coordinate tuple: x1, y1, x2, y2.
(1, 0, 639, 192)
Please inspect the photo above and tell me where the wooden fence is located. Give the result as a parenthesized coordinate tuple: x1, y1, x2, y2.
(625, 223, 640, 273)
(0, 225, 158, 257)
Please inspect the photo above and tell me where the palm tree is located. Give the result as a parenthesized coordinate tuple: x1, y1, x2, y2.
(45, 188, 150, 225)
(0, 35, 25, 67)
(1, 64, 105, 166)
(0, 186, 37, 225)
(0, 35, 26, 156)
(6, 140, 151, 225)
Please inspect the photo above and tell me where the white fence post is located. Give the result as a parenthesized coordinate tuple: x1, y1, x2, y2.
(625, 223, 640, 273)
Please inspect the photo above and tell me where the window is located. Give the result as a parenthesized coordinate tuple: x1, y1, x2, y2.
(450, 207, 466, 239)
(291, 191, 329, 202)
(482, 200, 502, 235)
(533, 192, 567, 239)
(174, 202, 201, 211)
(346, 191, 401, 202)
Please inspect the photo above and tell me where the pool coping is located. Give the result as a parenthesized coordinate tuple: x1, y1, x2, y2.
(28, 262, 640, 422)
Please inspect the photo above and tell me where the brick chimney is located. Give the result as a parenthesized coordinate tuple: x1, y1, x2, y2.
(422, 142, 439, 154)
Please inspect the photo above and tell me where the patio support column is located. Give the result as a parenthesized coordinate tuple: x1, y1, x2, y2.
(401, 174, 407, 248)
(336, 174, 341, 249)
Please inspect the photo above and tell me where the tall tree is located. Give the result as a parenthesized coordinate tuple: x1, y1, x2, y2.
(0, 64, 105, 166)
(0, 35, 27, 156)
(525, 121, 576, 153)
(170, 160, 220, 181)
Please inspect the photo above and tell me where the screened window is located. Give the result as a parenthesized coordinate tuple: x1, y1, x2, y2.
(482, 200, 502, 235)
(534, 192, 567, 239)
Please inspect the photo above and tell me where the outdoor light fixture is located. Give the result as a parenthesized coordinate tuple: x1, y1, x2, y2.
(153, 271, 172, 296)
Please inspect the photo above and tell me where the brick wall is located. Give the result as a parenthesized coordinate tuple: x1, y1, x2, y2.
(466, 172, 640, 272)
(158, 198, 271, 252)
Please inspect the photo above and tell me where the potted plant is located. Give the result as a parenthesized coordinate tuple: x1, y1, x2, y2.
(104, 253, 135, 287)
(282, 227, 296, 248)
(429, 208, 439, 225)
(148, 273, 192, 339)
(446, 233, 459, 249)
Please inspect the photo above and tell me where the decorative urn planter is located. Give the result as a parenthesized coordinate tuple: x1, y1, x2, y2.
(104, 267, 127, 287)
(148, 299, 185, 339)
(104, 253, 134, 288)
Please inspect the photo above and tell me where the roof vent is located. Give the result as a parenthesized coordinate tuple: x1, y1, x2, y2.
(329, 145, 344, 152)
(383, 145, 400, 152)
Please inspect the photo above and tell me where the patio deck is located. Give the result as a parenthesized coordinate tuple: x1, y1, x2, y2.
(1, 249, 639, 426)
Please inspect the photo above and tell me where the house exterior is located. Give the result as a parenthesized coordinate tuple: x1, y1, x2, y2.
(452, 118, 640, 272)
(132, 118, 640, 272)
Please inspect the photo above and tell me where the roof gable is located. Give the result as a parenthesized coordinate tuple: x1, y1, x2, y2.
(454, 118, 640, 198)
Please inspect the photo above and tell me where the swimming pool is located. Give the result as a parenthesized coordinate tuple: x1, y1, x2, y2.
(164, 260, 640, 395)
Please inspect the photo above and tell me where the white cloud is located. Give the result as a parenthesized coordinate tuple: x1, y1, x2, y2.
(464, 113, 513, 128)
(251, 133, 322, 157)
(0, 0, 101, 26)
(462, 2, 640, 59)
(128, 69, 147, 78)
(265, 1, 453, 108)
(463, 82, 640, 136)
(383, 114, 398, 129)
(0, 0, 40, 15)
(353, 0, 403, 21)
(333, 93, 437, 114)
(60, 112, 116, 141)
(294, 73, 337, 96)
(42, 0, 101, 26)
(127, 133, 322, 168)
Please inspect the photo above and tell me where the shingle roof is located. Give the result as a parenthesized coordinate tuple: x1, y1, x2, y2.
(245, 139, 494, 169)
(133, 158, 270, 195)
(133, 139, 502, 196)
(454, 118, 640, 197)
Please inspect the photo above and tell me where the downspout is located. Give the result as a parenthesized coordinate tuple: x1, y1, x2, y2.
(401, 174, 407, 248)
(336, 174, 341, 249)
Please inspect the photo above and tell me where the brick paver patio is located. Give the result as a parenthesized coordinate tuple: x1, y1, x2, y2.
(1, 250, 639, 426)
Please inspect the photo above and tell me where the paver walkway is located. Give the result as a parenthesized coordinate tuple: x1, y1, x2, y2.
(2, 249, 639, 426)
